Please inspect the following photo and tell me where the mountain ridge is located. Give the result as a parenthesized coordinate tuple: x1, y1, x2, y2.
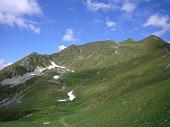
(1, 35, 169, 80)
(0, 35, 170, 127)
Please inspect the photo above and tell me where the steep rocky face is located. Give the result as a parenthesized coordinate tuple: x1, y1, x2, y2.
(0, 52, 52, 81)
(19, 52, 52, 72)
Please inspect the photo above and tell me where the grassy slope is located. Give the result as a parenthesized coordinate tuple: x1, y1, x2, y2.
(0, 35, 170, 127)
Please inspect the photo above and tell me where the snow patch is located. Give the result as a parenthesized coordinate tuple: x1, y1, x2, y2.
(47, 61, 57, 69)
(48, 61, 66, 69)
(58, 99, 67, 102)
(57, 90, 76, 102)
(0, 61, 72, 86)
(1, 66, 45, 86)
(53, 75, 60, 80)
(68, 90, 76, 101)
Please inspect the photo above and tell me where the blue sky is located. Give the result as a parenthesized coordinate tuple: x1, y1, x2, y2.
(0, 0, 170, 69)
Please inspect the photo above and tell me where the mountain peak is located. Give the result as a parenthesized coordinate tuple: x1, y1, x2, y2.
(29, 52, 39, 56)
(121, 38, 135, 44)
(145, 35, 163, 40)
(140, 35, 166, 46)
(135, 35, 170, 51)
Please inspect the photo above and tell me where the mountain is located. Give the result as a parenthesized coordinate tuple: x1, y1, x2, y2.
(0, 35, 170, 127)
(0, 52, 53, 81)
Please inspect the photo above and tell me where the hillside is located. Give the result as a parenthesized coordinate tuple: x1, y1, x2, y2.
(0, 35, 170, 127)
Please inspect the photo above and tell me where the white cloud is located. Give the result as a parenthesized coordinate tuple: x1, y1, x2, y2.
(58, 45, 67, 51)
(144, 14, 170, 36)
(84, 0, 150, 13)
(0, 0, 42, 33)
(62, 28, 78, 42)
(0, 59, 12, 70)
(84, 0, 112, 12)
(105, 18, 116, 30)
(121, 2, 136, 13)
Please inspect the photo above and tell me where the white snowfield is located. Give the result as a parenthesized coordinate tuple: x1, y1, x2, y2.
(58, 90, 76, 102)
(0, 61, 72, 86)
(47, 61, 67, 70)
(68, 90, 76, 101)
(58, 99, 67, 102)
(53, 75, 60, 79)
(47, 61, 65, 69)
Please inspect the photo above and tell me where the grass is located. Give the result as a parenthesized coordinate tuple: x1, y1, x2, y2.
(0, 36, 170, 127)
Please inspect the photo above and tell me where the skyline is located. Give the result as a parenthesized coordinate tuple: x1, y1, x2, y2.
(0, 0, 170, 69)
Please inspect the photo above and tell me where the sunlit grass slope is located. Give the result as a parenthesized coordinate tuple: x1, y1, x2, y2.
(0, 35, 170, 127)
